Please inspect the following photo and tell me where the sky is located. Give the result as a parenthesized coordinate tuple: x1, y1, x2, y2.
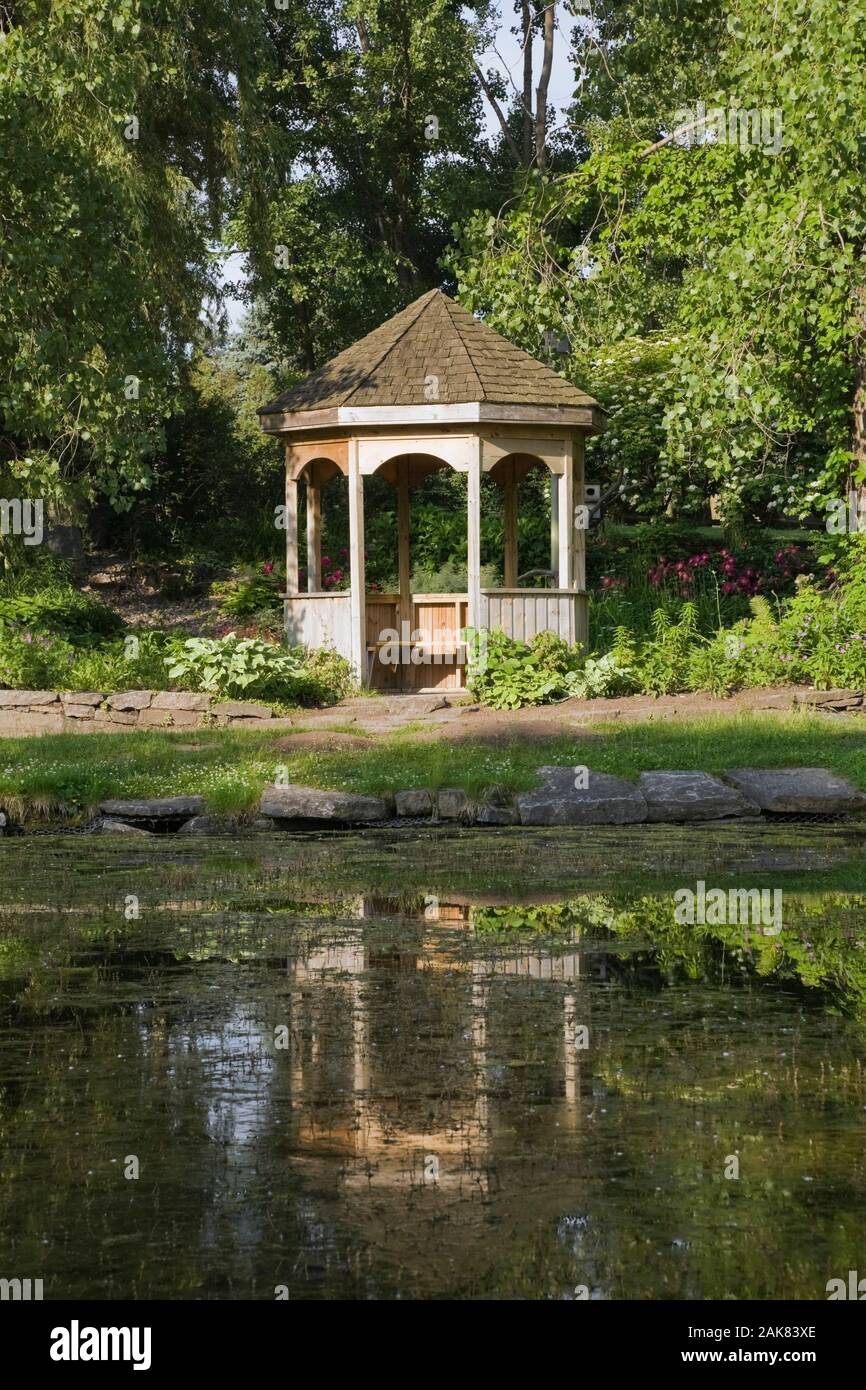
(216, 4, 580, 332)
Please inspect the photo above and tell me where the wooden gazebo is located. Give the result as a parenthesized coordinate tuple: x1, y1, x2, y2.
(258, 290, 604, 690)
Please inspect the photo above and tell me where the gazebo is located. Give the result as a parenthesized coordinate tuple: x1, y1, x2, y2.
(257, 289, 604, 691)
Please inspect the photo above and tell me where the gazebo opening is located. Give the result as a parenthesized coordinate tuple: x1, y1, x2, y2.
(259, 289, 604, 691)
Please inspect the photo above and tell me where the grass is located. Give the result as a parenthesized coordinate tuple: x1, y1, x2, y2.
(0, 710, 865, 823)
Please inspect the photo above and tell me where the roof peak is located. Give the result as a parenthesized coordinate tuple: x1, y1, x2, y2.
(259, 289, 599, 417)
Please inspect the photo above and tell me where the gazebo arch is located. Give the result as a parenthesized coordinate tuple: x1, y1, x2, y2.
(259, 289, 605, 690)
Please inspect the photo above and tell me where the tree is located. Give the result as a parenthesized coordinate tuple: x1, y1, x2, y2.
(0, 0, 269, 524)
(452, 0, 866, 521)
(233, 0, 495, 373)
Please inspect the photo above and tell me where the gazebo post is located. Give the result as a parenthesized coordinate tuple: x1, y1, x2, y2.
(549, 474, 559, 576)
(557, 440, 574, 591)
(572, 434, 586, 593)
(467, 438, 482, 630)
(284, 463, 299, 596)
(397, 459, 412, 642)
(348, 442, 367, 680)
(306, 470, 321, 592)
(503, 459, 518, 588)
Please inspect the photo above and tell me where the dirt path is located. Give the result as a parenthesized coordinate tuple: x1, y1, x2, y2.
(286, 684, 863, 745)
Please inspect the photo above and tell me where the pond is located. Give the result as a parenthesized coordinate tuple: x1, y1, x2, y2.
(1, 824, 865, 1301)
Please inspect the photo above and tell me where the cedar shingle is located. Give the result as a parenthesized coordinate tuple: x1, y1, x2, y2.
(259, 290, 597, 413)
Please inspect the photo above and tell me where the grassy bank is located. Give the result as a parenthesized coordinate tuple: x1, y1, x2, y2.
(0, 710, 865, 823)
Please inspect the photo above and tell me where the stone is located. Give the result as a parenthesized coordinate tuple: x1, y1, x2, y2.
(252, 816, 277, 831)
(260, 783, 389, 823)
(98, 796, 205, 821)
(724, 767, 866, 816)
(475, 804, 518, 825)
(799, 688, 863, 711)
(517, 767, 648, 826)
(93, 818, 154, 836)
(63, 704, 100, 720)
(752, 691, 797, 710)
(60, 692, 103, 707)
(150, 691, 211, 711)
(93, 708, 138, 726)
(0, 710, 65, 736)
(0, 690, 60, 706)
(107, 691, 153, 711)
(638, 770, 760, 822)
(45, 523, 85, 574)
(437, 788, 470, 820)
(214, 701, 273, 720)
(138, 707, 201, 728)
(395, 789, 434, 817)
(178, 815, 237, 835)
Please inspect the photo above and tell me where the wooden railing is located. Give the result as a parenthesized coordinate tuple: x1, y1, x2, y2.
(284, 586, 587, 687)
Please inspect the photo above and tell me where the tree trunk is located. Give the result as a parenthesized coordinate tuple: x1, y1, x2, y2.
(534, 1, 555, 170)
(521, 2, 534, 168)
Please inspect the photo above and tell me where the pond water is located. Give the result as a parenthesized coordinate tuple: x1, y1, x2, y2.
(1, 825, 865, 1301)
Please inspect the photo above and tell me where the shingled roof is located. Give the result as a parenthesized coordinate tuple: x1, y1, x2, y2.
(258, 289, 598, 415)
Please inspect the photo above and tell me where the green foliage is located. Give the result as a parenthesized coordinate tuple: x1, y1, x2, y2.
(299, 645, 358, 705)
(0, 628, 173, 693)
(0, 589, 124, 642)
(0, 0, 270, 515)
(465, 627, 583, 710)
(233, 0, 496, 374)
(452, 0, 866, 518)
(166, 635, 305, 701)
(212, 567, 283, 619)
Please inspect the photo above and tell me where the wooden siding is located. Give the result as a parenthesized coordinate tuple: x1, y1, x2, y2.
(480, 589, 586, 645)
(284, 593, 353, 662)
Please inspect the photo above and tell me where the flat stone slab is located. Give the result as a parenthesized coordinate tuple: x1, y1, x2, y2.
(138, 707, 201, 728)
(150, 691, 210, 711)
(517, 767, 647, 825)
(0, 690, 60, 706)
(98, 796, 205, 820)
(724, 767, 866, 815)
(0, 710, 66, 735)
(639, 770, 759, 822)
(215, 701, 273, 720)
(107, 691, 153, 711)
(60, 692, 103, 707)
(260, 783, 389, 823)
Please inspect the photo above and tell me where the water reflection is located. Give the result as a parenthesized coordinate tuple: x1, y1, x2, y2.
(0, 829, 865, 1300)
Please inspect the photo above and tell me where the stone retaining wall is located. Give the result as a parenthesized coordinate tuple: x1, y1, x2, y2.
(0, 690, 283, 736)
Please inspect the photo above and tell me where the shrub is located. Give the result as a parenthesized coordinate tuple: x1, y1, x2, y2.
(466, 628, 582, 710)
(212, 564, 283, 618)
(165, 634, 307, 702)
(412, 560, 499, 593)
(298, 645, 358, 705)
(0, 588, 124, 641)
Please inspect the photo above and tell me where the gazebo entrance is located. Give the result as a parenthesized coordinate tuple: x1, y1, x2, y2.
(258, 290, 604, 690)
